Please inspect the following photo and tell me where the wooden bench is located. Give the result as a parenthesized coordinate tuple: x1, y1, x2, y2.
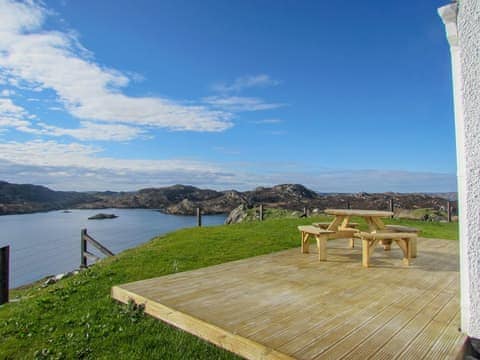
(385, 225, 420, 257)
(298, 225, 358, 261)
(353, 231, 418, 267)
(313, 222, 359, 229)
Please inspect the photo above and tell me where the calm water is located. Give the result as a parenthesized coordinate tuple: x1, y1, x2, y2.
(0, 209, 226, 288)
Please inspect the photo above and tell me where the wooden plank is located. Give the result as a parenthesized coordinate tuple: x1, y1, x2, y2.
(423, 313, 466, 360)
(385, 225, 421, 233)
(111, 238, 462, 360)
(326, 215, 345, 231)
(83, 250, 101, 262)
(342, 278, 458, 360)
(83, 233, 114, 257)
(111, 286, 294, 360)
(395, 296, 460, 359)
(297, 225, 334, 235)
(325, 209, 393, 217)
(298, 275, 453, 359)
(371, 216, 386, 230)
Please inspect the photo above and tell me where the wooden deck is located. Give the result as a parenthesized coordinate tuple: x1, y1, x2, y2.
(112, 237, 464, 359)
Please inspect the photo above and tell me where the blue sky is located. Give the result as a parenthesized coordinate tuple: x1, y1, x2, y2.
(0, 0, 457, 192)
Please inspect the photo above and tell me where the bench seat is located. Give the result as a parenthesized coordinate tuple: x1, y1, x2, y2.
(385, 225, 421, 233)
(354, 231, 418, 267)
(298, 225, 357, 261)
(313, 222, 359, 229)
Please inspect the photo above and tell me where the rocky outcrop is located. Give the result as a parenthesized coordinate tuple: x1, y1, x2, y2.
(224, 204, 248, 224)
(88, 213, 118, 220)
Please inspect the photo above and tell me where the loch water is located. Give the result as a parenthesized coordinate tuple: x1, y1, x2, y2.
(0, 208, 226, 288)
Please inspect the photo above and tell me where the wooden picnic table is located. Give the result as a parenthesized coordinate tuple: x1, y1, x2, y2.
(323, 209, 417, 267)
(324, 209, 393, 249)
(324, 208, 393, 232)
(299, 209, 419, 266)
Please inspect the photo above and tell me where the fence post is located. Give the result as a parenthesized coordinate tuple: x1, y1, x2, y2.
(259, 204, 264, 221)
(0, 246, 9, 305)
(303, 207, 307, 217)
(447, 201, 452, 222)
(80, 229, 87, 268)
(389, 198, 394, 218)
(196, 207, 202, 227)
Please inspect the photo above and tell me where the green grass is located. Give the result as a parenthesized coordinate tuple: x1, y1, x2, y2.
(0, 217, 458, 359)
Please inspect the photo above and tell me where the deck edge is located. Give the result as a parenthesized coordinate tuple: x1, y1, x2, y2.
(111, 285, 294, 360)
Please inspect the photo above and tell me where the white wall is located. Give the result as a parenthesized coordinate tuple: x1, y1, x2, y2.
(439, 0, 480, 338)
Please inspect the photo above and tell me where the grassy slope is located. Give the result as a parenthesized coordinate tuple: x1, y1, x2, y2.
(0, 217, 458, 359)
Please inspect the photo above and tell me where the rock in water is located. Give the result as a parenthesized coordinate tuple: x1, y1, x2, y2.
(225, 204, 248, 224)
(88, 213, 118, 220)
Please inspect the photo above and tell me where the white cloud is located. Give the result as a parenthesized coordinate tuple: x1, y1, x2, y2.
(36, 121, 146, 141)
(0, 96, 147, 141)
(0, 140, 239, 190)
(0, 139, 224, 173)
(0, 139, 457, 193)
(0, 0, 233, 132)
(0, 97, 27, 116)
(0, 89, 14, 96)
(0, 116, 31, 128)
(213, 74, 280, 93)
(0, 97, 36, 131)
(203, 96, 284, 112)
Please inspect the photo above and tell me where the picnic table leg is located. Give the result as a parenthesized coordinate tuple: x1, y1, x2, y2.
(364, 217, 377, 232)
(362, 239, 370, 267)
(394, 238, 411, 266)
(340, 216, 350, 229)
(367, 216, 392, 250)
(411, 237, 417, 258)
(362, 239, 379, 268)
(301, 232, 310, 254)
(371, 217, 386, 230)
(327, 215, 345, 231)
(316, 235, 327, 261)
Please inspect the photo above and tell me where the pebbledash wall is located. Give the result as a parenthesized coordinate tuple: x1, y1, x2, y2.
(439, 0, 480, 338)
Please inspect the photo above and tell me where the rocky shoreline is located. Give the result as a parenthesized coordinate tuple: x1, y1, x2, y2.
(1, 181, 457, 219)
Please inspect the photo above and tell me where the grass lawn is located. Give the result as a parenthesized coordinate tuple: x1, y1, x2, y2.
(0, 216, 458, 359)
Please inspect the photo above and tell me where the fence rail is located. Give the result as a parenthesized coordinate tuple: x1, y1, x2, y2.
(80, 229, 114, 268)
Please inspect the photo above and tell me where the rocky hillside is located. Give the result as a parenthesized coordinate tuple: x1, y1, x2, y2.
(0, 181, 95, 215)
(0, 181, 457, 218)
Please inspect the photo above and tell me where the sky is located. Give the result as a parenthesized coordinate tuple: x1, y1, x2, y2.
(0, 0, 457, 192)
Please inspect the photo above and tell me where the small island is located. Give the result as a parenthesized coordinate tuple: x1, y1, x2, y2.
(88, 213, 118, 220)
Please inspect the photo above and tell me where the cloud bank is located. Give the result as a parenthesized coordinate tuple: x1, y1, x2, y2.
(0, 140, 456, 192)
(0, 0, 233, 134)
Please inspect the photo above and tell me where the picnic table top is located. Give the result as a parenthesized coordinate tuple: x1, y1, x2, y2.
(325, 209, 394, 217)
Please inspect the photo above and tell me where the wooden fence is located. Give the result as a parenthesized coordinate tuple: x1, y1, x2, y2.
(256, 198, 456, 223)
(80, 229, 114, 268)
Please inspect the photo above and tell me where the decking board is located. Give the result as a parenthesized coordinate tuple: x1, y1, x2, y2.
(112, 237, 465, 359)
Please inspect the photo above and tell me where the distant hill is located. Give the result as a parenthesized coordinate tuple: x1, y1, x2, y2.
(0, 180, 457, 217)
(0, 181, 95, 215)
(428, 192, 457, 201)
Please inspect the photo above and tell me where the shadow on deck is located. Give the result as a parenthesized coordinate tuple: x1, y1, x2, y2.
(112, 238, 465, 359)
